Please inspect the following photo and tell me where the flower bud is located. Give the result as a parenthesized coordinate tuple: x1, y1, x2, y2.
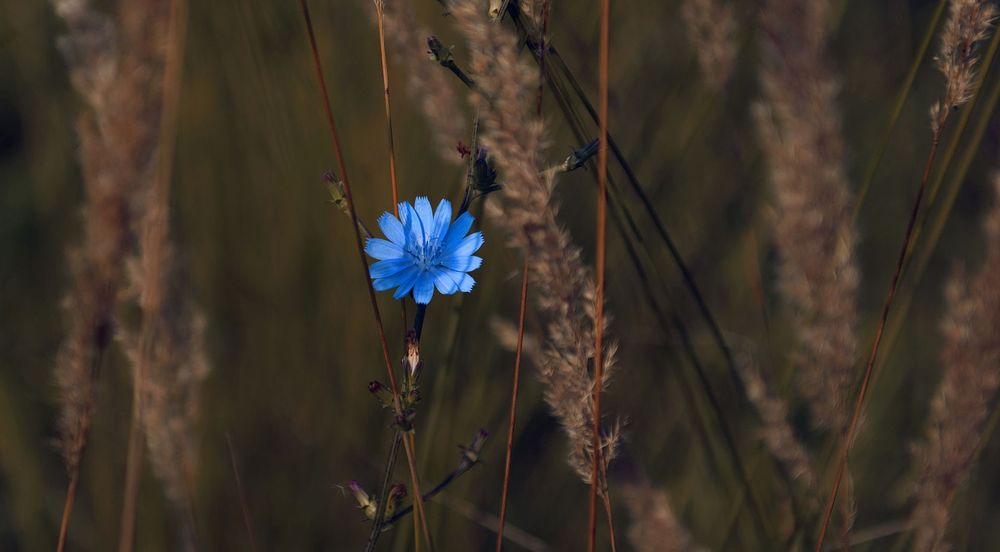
(348, 480, 377, 520)
(384, 483, 407, 518)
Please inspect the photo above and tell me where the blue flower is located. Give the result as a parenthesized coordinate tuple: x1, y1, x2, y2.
(364, 197, 484, 304)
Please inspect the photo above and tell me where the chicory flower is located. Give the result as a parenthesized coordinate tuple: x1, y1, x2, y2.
(364, 197, 484, 304)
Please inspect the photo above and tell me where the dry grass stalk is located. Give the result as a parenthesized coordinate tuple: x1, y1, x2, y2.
(52, 0, 123, 483)
(816, 3, 997, 546)
(450, 0, 620, 484)
(379, 0, 465, 164)
(930, 0, 997, 134)
(620, 480, 695, 552)
(680, 0, 738, 90)
(909, 176, 1000, 552)
(53, 0, 179, 547)
(118, 5, 207, 541)
(755, 0, 860, 437)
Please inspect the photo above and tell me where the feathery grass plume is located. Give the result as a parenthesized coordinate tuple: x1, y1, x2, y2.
(378, 0, 466, 164)
(754, 0, 860, 436)
(733, 349, 816, 493)
(128, 1, 206, 544)
(909, 175, 1000, 552)
(120, 258, 209, 551)
(680, 0, 738, 90)
(54, 0, 191, 548)
(620, 480, 695, 552)
(52, 0, 124, 481)
(450, 0, 620, 483)
(930, 0, 997, 135)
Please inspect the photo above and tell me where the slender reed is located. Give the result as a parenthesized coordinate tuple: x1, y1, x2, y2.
(908, 175, 1000, 552)
(373, 0, 401, 210)
(296, 1, 433, 548)
(495, 262, 528, 551)
(117, 0, 198, 549)
(588, 0, 611, 547)
(51, 0, 176, 546)
(52, 4, 123, 547)
(816, 2, 996, 548)
(226, 434, 259, 552)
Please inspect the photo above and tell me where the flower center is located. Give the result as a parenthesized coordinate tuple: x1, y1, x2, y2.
(409, 238, 441, 271)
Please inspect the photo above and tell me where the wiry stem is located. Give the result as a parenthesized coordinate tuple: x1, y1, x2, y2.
(57, 345, 105, 552)
(226, 433, 258, 552)
(296, 1, 432, 549)
(815, 133, 942, 551)
(588, 0, 611, 548)
(365, 432, 403, 552)
(496, 262, 528, 551)
(373, 0, 400, 214)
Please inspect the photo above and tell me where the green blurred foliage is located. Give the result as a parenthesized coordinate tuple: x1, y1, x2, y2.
(2, 0, 1000, 550)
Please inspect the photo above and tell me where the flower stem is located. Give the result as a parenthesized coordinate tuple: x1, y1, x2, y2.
(365, 431, 403, 552)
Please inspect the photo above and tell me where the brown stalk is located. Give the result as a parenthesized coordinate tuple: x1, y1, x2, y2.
(296, 1, 433, 549)
(117, 0, 189, 548)
(588, 0, 611, 548)
(496, 261, 529, 552)
(373, 0, 400, 215)
(56, 348, 104, 552)
(814, 133, 942, 552)
(226, 433, 259, 552)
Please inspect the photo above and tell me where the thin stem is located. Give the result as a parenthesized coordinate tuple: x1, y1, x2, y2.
(117, 0, 189, 546)
(226, 433, 259, 552)
(508, 9, 746, 406)
(373, 0, 400, 214)
(815, 132, 942, 551)
(600, 472, 618, 552)
(413, 304, 428, 340)
(296, 2, 432, 549)
(57, 467, 81, 552)
(57, 342, 106, 552)
(365, 432, 404, 552)
(496, 262, 529, 552)
(588, 0, 610, 548)
(117, 400, 144, 552)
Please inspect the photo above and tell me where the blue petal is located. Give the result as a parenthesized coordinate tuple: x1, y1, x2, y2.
(366, 238, 404, 261)
(370, 258, 413, 279)
(378, 212, 406, 246)
(401, 202, 422, 246)
(392, 268, 424, 299)
(440, 255, 482, 272)
(413, 272, 436, 304)
(443, 212, 474, 251)
(432, 268, 475, 294)
(373, 266, 419, 291)
(432, 199, 453, 243)
(414, 197, 434, 242)
(445, 232, 484, 258)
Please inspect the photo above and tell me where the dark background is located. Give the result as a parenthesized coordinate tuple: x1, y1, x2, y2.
(2, 0, 999, 549)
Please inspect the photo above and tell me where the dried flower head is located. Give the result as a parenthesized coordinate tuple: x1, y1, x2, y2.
(931, 0, 997, 133)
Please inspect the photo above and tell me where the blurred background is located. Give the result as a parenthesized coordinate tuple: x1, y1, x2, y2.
(2, 0, 1000, 549)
